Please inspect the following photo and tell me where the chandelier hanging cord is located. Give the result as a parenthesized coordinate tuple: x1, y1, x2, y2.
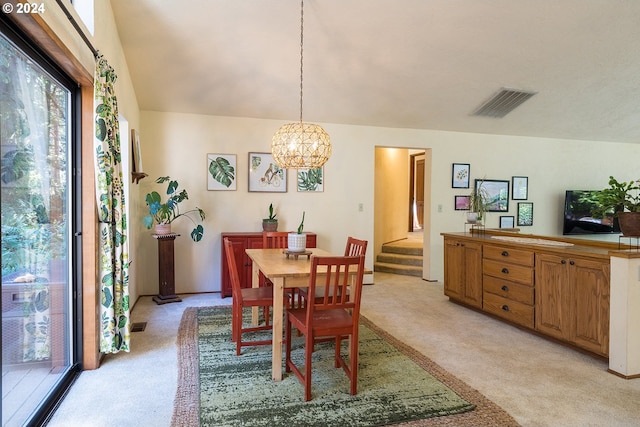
(299, 0, 304, 123)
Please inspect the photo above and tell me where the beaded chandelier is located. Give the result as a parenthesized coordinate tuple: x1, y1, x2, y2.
(271, 0, 332, 169)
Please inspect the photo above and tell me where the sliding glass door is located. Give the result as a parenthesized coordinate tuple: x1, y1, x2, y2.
(1, 18, 80, 427)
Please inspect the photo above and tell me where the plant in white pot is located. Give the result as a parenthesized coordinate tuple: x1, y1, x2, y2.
(593, 176, 640, 236)
(262, 203, 278, 232)
(143, 176, 206, 242)
(467, 179, 488, 224)
(288, 211, 306, 252)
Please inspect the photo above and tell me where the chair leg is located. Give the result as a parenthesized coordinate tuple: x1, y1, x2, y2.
(285, 315, 292, 373)
(350, 334, 358, 395)
(304, 333, 313, 401)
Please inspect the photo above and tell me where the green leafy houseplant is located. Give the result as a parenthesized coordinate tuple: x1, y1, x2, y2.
(143, 176, 206, 242)
(288, 211, 306, 252)
(262, 203, 278, 231)
(467, 180, 489, 223)
(593, 176, 640, 236)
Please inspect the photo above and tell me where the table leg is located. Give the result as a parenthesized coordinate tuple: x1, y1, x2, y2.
(251, 262, 259, 325)
(271, 276, 285, 381)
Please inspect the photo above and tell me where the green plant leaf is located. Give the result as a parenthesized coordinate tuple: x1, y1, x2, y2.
(209, 157, 235, 188)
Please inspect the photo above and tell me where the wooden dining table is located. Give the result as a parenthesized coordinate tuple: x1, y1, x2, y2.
(245, 247, 342, 381)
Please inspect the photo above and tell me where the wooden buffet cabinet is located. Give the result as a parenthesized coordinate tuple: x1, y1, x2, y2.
(442, 231, 611, 357)
(220, 232, 317, 298)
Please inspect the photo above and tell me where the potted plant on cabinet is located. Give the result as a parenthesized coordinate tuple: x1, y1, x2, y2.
(467, 180, 488, 224)
(262, 203, 278, 231)
(288, 211, 306, 252)
(143, 176, 206, 242)
(593, 176, 640, 237)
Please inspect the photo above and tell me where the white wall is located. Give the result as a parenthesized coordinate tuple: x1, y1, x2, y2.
(134, 110, 640, 295)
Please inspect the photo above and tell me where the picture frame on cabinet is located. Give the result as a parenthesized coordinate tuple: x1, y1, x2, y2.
(455, 195, 471, 210)
(517, 202, 534, 226)
(248, 152, 287, 192)
(500, 215, 515, 228)
(477, 179, 509, 212)
(452, 163, 470, 188)
(207, 153, 237, 190)
(512, 176, 528, 200)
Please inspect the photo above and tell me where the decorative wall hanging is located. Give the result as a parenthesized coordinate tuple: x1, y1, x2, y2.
(207, 154, 236, 190)
(248, 152, 287, 192)
(452, 163, 470, 188)
(512, 176, 528, 200)
(455, 195, 470, 210)
(297, 167, 323, 192)
(476, 179, 509, 212)
(500, 216, 515, 228)
(517, 202, 534, 226)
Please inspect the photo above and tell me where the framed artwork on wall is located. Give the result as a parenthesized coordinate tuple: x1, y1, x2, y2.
(512, 176, 528, 200)
(131, 129, 144, 173)
(517, 202, 534, 226)
(248, 152, 287, 192)
(207, 153, 236, 190)
(500, 215, 515, 228)
(477, 179, 509, 212)
(455, 195, 470, 210)
(297, 167, 323, 192)
(452, 163, 470, 188)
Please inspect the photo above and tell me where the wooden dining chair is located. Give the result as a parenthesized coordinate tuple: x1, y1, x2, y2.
(224, 238, 281, 356)
(299, 236, 368, 306)
(262, 231, 289, 249)
(285, 254, 365, 401)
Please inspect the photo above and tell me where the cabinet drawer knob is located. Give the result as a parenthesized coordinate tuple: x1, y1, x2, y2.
(570, 260, 575, 265)
(561, 259, 566, 264)
(501, 251, 509, 257)
(501, 285, 509, 292)
(501, 305, 510, 312)
(501, 267, 509, 274)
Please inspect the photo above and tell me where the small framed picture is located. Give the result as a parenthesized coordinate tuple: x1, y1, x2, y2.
(131, 129, 144, 173)
(512, 176, 528, 200)
(248, 152, 287, 192)
(517, 202, 534, 226)
(455, 195, 470, 210)
(207, 154, 236, 190)
(297, 167, 323, 192)
(500, 216, 515, 228)
(452, 163, 470, 188)
(477, 179, 509, 212)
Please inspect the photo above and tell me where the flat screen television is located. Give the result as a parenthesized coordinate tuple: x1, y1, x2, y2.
(563, 190, 619, 235)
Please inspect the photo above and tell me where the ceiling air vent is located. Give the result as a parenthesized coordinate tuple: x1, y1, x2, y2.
(472, 88, 536, 118)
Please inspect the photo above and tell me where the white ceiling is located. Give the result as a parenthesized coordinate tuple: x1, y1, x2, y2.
(110, 0, 640, 144)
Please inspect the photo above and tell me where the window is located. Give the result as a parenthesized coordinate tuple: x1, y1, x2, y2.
(1, 17, 81, 426)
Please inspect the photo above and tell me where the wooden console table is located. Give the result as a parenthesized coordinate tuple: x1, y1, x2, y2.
(152, 233, 182, 304)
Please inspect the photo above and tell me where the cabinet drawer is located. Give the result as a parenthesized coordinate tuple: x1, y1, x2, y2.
(483, 259, 534, 285)
(483, 292, 534, 329)
(483, 245, 534, 266)
(483, 275, 534, 305)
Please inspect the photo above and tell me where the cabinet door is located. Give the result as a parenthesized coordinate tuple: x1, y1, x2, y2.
(443, 238, 482, 308)
(535, 253, 569, 340)
(220, 235, 247, 297)
(570, 257, 610, 356)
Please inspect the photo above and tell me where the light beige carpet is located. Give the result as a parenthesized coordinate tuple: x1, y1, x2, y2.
(172, 306, 519, 427)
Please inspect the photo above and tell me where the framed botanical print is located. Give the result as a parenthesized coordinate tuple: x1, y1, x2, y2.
(248, 152, 287, 192)
(452, 163, 470, 188)
(455, 195, 470, 210)
(297, 167, 323, 192)
(207, 153, 236, 190)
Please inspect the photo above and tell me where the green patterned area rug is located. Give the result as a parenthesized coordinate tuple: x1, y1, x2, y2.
(171, 306, 519, 427)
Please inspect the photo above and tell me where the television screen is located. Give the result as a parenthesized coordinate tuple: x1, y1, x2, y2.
(563, 190, 619, 235)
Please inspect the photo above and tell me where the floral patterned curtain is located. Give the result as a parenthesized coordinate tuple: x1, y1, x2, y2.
(94, 55, 130, 353)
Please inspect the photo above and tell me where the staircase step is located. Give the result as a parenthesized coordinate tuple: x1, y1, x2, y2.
(376, 252, 423, 267)
(381, 242, 423, 256)
(374, 262, 423, 277)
